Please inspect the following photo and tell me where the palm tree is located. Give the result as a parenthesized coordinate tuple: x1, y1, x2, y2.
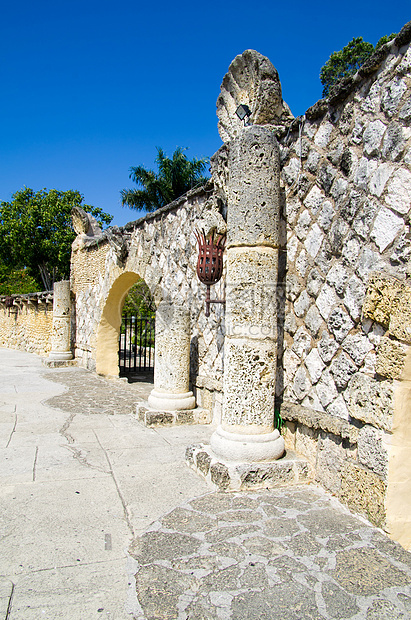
(121, 147, 209, 212)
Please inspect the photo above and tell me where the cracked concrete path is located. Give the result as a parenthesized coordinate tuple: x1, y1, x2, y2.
(0, 349, 210, 619)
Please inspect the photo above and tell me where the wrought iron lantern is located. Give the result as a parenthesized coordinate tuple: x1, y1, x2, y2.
(195, 229, 226, 317)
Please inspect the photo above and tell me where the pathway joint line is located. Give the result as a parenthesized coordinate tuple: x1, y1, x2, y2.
(32, 446, 39, 482)
(93, 429, 135, 538)
(151, 426, 172, 446)
(5, 581, 15, 620)
(13, 558, 125, 576)
(5, 406, 17, 448)
(64, 444, 108, 473)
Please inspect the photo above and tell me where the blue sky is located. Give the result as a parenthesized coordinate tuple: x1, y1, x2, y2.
(1, 1, 409, 227)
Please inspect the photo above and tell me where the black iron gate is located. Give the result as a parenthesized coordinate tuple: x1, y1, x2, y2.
(119, 314, 155, 375)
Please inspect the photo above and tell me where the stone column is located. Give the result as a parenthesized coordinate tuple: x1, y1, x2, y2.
(148, 301, 196, 411)
(210, 125, 284, 462)
(49, 280, 73, 361)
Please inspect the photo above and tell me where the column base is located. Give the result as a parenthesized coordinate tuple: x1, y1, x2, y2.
(186, 443, 311, 491)
(43, 358, 77, 368)
(48, 351, 73, 361)
(210, 425, 285, 463)
(147, 389, 196, 412)
(136, 403, 210, 427)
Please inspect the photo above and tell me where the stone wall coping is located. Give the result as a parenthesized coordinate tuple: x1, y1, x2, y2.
(258, 22, 411, 137)
(0, 290, 53, 306)
(303, 20, 411, 121)
(281, 401, 359, 444)
(81, 182, 213, 250)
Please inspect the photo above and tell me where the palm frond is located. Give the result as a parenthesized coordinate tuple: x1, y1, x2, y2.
(121, 147, 210, 212)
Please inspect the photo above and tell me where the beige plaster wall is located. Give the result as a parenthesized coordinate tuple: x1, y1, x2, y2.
(0, 302, 53, 356)
(386, 350, 411, 550)
(71, 242, 110, 293)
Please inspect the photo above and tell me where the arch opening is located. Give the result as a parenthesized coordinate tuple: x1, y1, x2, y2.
(96, 271, 150, 377)
(119, 279, 155, 380)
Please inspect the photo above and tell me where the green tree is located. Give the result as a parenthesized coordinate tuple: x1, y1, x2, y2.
(121, 147, 209, 212)
(320, 37, 374, 97)
(122, 279, 155, 316)
(320, 33, 396, 97)
(0, 261, 39, 295)
(0, 188, 112, 291)
(375, 33, 397, 50)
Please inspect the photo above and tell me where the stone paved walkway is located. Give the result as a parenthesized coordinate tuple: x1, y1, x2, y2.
(45, 368, 153, 415)
(130, 487, 411, 620)
(0, 349, 410, 619)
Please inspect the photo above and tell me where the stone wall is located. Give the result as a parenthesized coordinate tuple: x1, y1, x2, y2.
(276, 28, 411, 418)
(281, 402, 387, 528)
(0, 293, 54, 356)
(272, 25, 411, 544)
(70, 186, 225, 419)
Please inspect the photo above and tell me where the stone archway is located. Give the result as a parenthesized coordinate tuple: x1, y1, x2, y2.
(96, 271, 146, 376)
(386, 349, 411, 550)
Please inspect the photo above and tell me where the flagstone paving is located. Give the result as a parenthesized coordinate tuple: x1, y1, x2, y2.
(130, 487, 411, 620)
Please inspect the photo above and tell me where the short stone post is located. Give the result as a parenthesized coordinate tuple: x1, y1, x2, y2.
(49, 280, 73, 361)
(148, 301, 196, 411)
(210, 125, 284, 462)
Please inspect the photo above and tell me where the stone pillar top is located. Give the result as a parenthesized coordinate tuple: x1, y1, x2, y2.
(216, 49, 293, 144)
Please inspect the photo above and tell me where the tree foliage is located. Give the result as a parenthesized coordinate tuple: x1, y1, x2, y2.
(121, 147, 209, 212)
(0, 261, 39, 295)
(320, 37, 374, 97)
(122, 279, 155, 316)
(320, 33, 396, 97)
(0, 188, 112, 291)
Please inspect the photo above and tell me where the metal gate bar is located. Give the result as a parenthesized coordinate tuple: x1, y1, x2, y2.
(119, 315, 155, 374)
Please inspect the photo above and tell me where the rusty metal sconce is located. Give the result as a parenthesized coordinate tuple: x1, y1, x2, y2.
(195, 229, 226, 317)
